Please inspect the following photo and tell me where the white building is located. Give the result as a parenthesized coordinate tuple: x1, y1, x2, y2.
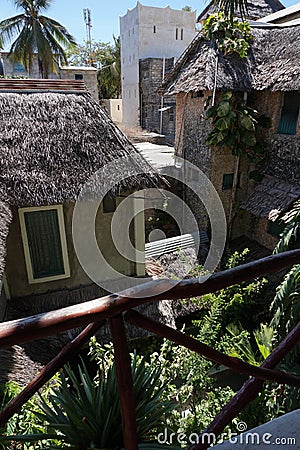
(120, 2, 197, 127)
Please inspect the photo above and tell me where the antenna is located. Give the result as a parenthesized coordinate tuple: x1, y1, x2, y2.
(83, 8, 93, 65)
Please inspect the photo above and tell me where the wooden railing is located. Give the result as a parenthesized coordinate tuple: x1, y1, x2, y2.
(0, 249, 300, 450)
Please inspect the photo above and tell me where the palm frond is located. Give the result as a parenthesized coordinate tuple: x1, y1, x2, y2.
(0, 15, 25, 45)
(274, 201, 300, 254)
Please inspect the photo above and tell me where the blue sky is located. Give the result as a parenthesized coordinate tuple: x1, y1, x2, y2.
(0, 0, 296, 46)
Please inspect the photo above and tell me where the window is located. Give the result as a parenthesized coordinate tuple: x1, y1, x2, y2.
(267, 220, 285, 238)
(175, 28, 178, 40)
(181, 28, 184, 40)
(19, 205, 70, 284)
(278, 92, 300, 135)
(75, 73, 83, 80)
(222, 173, 240, 190)
(191, 91, 204, 98)
(169, 108, 174, 122)
(103, 194, 117, 213)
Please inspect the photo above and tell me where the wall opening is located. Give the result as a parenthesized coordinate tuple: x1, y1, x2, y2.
(278, 91, 300, 135)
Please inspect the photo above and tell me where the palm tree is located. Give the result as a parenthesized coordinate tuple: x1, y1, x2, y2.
(0, 0, 76, 78)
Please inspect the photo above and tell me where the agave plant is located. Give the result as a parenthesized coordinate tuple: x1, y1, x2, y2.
(2, 356, 175, 449)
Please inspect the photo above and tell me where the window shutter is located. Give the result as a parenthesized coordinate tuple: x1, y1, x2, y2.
(24, 210, 65, 279)
(278, 92, 300, 135)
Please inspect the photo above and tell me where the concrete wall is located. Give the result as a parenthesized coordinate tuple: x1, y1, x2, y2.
(120, 3, 197, 126)
(60, 66, 98, 101)
(103, 99, 123, 123)
(5, 198, 141, 299)
(1, 53, 58, 79)
(1, 54, 99, 101)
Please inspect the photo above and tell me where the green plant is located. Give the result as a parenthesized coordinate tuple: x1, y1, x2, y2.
(0, 379, 61, 450)
(203, 13, 253, 59)
(205, 91, 269, 162)
(0, 0, 76, 78)
(3, 356, 174, 449)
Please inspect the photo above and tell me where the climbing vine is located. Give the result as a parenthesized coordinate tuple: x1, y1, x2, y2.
(203, 12, 253, 59)
(205, 91, 270, 162)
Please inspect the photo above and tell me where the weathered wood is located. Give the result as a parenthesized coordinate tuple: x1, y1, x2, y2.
(125, 310, 300, 386)
(189, 320, 300, 450)
(109, 315, 138, 450)
(0, 250, 299, 348)
(0, 321, 103, 427)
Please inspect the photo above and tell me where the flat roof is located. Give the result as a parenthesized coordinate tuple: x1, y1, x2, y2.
(258, 2, 300, 22)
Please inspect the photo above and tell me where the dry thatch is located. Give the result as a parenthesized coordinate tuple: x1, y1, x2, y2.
(197, 0, 284, 22)
(162, 24, 300, 95)
(0, 81, 160, 207)
(0, 201, 12, 277)
(240, 175, 300, 220)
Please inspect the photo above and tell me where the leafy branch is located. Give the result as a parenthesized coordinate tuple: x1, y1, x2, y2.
(205, 91, 270, 162)
(203, 12, 253, 59)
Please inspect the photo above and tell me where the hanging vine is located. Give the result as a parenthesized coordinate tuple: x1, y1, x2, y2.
(205, 91, 270, 163)
(203, 12, 253, 59)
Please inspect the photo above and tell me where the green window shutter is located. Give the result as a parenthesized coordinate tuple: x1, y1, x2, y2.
(222, 173, 234, 190)
(222, 173, 241, 190)
(24, 210, 65, 279)
(278, 92, 300, 135)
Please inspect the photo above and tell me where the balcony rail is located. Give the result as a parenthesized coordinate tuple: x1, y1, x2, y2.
(0, 249, 300, 450)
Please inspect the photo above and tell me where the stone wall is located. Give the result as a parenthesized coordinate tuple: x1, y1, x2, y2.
(174, 89, 300, 244)
(140, 58, 176, 142)
(251, 90, 300, 183)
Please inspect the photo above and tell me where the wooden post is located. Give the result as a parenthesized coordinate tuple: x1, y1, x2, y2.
(0, 321, 103, 427)
(109, 314, 138, 450)
(125, 310, 300, 387)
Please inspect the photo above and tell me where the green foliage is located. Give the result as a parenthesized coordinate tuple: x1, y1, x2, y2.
(66, 36, 121, 99)
(205, 91, 270, 161)
(4, 355, 173, 449)
(182, 5, 192, 11)
(203, 13, 253, 58)
(225, 323, 274, 365)
(274, 201, 300, 254)
(263, 202, 300, 419)
(0, 0, 76, 78)
(0, 379, 61, 449)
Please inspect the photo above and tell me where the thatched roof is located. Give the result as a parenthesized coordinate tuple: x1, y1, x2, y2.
(0, 80, 160, 207)
(197, 0, 284, 22)
(0, 201, 12, 277)
(162, 24, 300, 95)
(240, 176, 300, 220)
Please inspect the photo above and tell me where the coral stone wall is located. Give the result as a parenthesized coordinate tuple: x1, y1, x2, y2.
(140, 58, 176, 142)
